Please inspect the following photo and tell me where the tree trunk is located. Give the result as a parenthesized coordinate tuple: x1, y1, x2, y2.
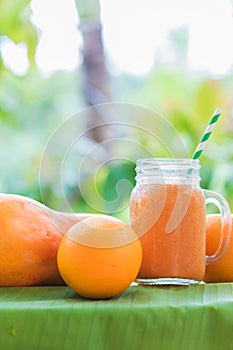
(75, 0, 112, 143)
(81, 23, 111, 143)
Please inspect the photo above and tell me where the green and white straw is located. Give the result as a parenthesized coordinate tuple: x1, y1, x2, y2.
(192, 108, 221, 159)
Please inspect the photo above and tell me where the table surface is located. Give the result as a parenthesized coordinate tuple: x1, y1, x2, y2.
(1, 283, 233, 350)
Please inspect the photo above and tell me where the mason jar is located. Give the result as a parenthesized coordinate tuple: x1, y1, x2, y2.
(130, 158, 231, 285)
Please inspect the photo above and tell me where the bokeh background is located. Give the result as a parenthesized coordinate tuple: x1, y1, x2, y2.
(0, 0, 233, 221)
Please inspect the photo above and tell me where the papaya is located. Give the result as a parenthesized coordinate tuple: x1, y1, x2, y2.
(0, 193, 90, 286)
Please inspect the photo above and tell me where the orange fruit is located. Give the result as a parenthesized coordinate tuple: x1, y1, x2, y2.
(204, 214, 233, 282)
(57, 215, 142, 299)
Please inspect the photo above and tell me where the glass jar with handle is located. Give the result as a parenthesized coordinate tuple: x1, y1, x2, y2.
(130, 158, 232, 285)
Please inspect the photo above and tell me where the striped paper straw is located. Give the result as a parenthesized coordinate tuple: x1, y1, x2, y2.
(192, 108, 221, 159)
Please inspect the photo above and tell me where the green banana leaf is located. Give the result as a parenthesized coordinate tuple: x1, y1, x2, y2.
(0, 283, 233, 350)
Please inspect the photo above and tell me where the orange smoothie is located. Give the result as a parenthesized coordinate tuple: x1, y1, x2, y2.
(130, 183, 206, 282)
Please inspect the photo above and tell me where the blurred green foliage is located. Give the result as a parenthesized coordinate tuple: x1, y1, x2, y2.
(0, 0, 233, 221)
(0, 0, 38, 63)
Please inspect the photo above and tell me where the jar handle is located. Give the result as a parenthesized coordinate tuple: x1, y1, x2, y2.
(204, 189, 232, 265)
